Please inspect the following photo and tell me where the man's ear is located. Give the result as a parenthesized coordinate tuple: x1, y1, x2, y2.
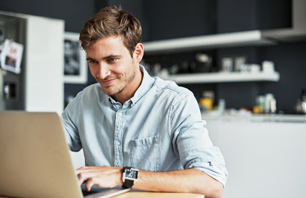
(133, 43, 144, 62)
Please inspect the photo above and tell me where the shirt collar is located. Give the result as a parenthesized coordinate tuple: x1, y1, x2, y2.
(130, 65, 155, 106)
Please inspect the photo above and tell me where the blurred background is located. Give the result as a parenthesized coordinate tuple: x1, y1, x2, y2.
(1, 0, 305, 114)
(0, 1, 306, 198)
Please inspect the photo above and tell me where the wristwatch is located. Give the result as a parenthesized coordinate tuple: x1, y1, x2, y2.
(122, 167, 138, 188)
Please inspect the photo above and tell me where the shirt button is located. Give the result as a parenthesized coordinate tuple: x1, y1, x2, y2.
(116, 141, 120, 146)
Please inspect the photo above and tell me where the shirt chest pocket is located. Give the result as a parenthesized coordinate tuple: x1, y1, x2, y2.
(125, 136, 160, 171)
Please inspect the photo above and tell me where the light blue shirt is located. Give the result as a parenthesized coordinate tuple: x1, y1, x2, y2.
(61, 66, 228, 186)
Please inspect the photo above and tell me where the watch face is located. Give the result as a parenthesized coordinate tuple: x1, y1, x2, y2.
(125, 168, 138, 179)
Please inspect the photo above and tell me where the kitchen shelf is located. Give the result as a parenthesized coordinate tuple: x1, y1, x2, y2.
(160, 72, 280, 84)
(143, 30, 276, 54)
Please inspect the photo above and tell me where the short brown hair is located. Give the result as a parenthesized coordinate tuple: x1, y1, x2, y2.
(79, 6, 142, 56)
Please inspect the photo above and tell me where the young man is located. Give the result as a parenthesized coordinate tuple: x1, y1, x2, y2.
(61, 6, 228, 198)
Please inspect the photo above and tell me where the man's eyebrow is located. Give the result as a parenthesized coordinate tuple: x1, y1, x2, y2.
(86, 57, 96, 61)
(102, 55, 122, 60)
(86, 55, 122, 61)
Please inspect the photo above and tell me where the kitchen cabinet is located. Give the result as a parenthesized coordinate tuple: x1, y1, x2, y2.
(217, 0, 292, 33)
(142, 0, 215, 41)
(142, 0, 305, 54)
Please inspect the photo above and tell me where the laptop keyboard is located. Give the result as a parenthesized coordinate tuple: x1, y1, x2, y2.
(82, 189, 99, 196)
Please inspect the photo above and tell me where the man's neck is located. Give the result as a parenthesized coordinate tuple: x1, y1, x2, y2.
(112, 67, 143, 105)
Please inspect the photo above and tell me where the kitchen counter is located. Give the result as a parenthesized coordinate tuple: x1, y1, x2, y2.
(202, 113, 306, 124)
(204, 112, 306, 198)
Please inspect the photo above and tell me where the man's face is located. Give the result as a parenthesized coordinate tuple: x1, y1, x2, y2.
(86, 36, 143, 102)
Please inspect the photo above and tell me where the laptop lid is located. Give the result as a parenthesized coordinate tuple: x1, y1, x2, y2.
(0, 111, 130, 198)
(0, 111, 84, 198)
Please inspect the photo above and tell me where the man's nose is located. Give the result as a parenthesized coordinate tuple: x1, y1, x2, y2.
(97, 63, 111, 79)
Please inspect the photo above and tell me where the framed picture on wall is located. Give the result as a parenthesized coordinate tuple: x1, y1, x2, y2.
(64, 32, 87, 84)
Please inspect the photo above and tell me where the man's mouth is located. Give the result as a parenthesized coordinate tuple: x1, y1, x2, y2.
(98, 78, 116, 86)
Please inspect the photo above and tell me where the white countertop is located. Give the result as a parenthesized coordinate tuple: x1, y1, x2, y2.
(202, 113, 306, 124)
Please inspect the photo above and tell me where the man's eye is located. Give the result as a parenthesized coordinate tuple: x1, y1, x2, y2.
(108, 58, 118, 63)
(88, 60, 98, 64)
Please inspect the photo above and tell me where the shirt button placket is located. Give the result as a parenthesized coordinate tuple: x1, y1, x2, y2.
(114, 110, 123, 167)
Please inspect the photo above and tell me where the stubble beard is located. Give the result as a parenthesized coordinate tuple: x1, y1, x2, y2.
(100, 64, 136, 97)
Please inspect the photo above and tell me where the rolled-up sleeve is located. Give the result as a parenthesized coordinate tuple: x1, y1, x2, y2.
(182, 146, 228, 186)
(170, 90, 228, 186)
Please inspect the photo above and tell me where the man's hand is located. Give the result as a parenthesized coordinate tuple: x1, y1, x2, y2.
(76, 166, 123, 191)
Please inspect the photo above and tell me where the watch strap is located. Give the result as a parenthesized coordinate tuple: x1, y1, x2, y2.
(122, 178, 134, 188)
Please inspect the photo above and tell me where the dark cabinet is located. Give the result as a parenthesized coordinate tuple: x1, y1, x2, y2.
(217, 0, 292, 33)
(142, 0, 216, 41)
(109, 0, 293, 42)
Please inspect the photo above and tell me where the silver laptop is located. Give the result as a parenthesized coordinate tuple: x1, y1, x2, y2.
(0, 111, 130, 198)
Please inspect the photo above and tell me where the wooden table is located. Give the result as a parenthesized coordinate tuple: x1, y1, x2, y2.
(0, 193, 204, 198)
(0, 190, 204, 198)
(113, 191, 204, 198)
